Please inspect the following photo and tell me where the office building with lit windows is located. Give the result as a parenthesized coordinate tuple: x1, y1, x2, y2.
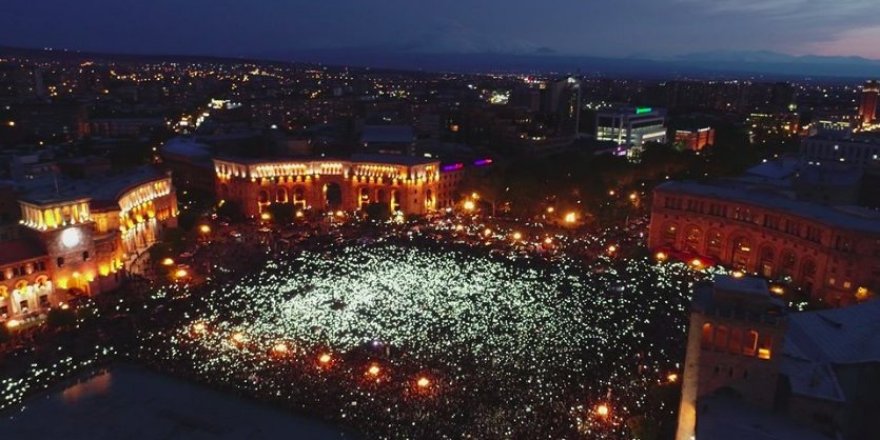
(595, 106, 666, 155)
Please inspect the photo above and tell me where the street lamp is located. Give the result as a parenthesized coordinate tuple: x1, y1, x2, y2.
(463, 200, 476, 212)
(260, 212, 272, 221)
(199, 224, 211, 234)
(564, 212, 577, 224)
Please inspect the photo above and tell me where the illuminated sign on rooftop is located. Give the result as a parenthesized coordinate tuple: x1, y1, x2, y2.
(635, 107, 653, 115)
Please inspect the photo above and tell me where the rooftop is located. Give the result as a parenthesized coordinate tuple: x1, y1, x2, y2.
(0, 239, 47, 266)
(656, 180, 880, 234)
(785, 299, 880, 365)
(18, 166, 165, 206)
(161, 137, 212, 160)
(360, 125, 415, 144)
(696, 394, 830, 440)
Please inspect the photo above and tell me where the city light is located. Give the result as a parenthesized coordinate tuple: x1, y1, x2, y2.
(595, 403, 611, 418)
(565, 212, 577, 224)
(260, 212, 271, 221)
(416, 376, 431, 389)
(463, 200, 475, 211)
(272, 342, 289, 355)
(199, 224, 211, 234)
(161, 257, 175, 266)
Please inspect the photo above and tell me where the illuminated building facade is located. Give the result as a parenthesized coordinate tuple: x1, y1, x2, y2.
(214, 154, 442, 217)
(674, 127, 715, 152)
(858, 80, 878, 127)
(0, 168, 178, 325)
(595, 106, 666, 154)
(649, 181, 880, 306)
(676, 275, 787, 440)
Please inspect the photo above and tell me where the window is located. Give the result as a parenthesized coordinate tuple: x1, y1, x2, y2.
(744, 330, 758, 356)
(82, 251, 90, 261)
(701, 323, 714, 349)
(729, 328, 743, 354)
(663, 224, 678, 246)
(39, 295, 49, 307)
(19, 300, 28, 312)
(758, 335, 773, 360)
(715, 326, 729, 351)
(0, 306, 7, 317)
(57, 257, 65, 268)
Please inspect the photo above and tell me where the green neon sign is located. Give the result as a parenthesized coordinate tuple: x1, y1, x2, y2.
(635, 107, 652, 115)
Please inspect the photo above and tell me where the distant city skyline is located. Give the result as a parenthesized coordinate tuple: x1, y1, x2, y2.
(1, 0, 879, 61)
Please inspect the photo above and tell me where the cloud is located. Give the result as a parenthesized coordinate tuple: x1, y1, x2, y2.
(804, 25, 880, 59)
(675, 0, 876, 19)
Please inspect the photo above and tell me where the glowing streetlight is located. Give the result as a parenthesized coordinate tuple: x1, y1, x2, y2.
(161, 257, 175, 266)
(471, 192, 480, 200)
(544, 237, 553, 245)
(295, 210, 304, 218)
(667, 373, 679, 383)
(230, 332, 247, 344)
(608, 190, 616, 196)
(174, 268, 188, 279)
(690, 258, 703, 268)
(260, 212, 272, 221)
(607, 245, 617, 254)
(595, 403, 610, 418)
(416, 376, 431, 388)
(366, 363, 382, 378)
(732, 270, 744, 278)
(655, 251, 667, 262)
(629, 192, 638, 201)
(463, 200, 476, 211)
(6, 319, 21, 329)
(273, 342, 290, 355)
(546, 206, 555, 214)
(564, 212, 577, 224)
(199, 224, 211, 234)
(483, 228, 492, 237)
(317, 353, 333, 366)
(512, 231, 522, 241)
(192, 322, 207, 334)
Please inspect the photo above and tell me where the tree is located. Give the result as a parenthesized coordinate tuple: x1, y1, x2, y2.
(216, 199, 245, 222)
(47, 307, 76, 328)
(266, 203, 295, 224)
(364, 202, 391, 221)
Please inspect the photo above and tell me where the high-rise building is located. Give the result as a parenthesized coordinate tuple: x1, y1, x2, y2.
(858, 80, 879, 126)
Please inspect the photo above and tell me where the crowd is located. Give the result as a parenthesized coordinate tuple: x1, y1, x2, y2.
(2, 214, 707, 439)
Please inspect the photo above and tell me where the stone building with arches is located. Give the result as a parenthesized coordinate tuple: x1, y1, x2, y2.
(213, 154, 443, 217)
(649, 180, 880, 306)
(0, 167, 178, 325)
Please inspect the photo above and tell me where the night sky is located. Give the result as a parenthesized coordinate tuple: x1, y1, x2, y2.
(2, 0, 878, 60)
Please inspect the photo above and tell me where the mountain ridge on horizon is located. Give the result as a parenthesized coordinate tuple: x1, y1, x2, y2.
(2, 44, 878, 80)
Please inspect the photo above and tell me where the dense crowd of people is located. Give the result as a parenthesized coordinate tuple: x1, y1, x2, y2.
(2, 213, 708, 439)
